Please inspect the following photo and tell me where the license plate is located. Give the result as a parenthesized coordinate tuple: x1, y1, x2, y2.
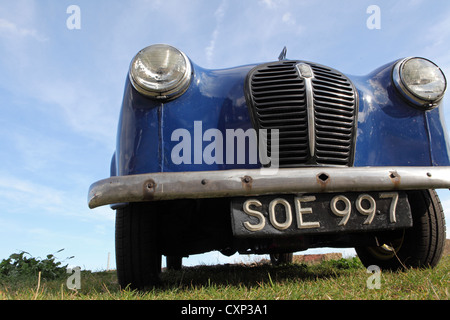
(231, 192, 412, 237)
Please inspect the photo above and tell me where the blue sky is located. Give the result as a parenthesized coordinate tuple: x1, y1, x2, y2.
(0, 0, 449, 271)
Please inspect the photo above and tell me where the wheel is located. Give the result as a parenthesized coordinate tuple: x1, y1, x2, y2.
(270, 253, 293, 266)
(356, 189, 446, 270)
(166, 256, 183, 270)
(115, 202, 162, 290)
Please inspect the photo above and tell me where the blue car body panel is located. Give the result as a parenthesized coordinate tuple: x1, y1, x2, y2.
(113, 59, 450, 178)
(350, 62, 450, 167)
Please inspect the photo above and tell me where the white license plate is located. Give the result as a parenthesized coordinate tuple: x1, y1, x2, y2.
(231, 192, 412, 237)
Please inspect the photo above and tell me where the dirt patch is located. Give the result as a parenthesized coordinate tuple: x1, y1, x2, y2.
(293, 253, 343, 265)
(444, 239, 450, 256)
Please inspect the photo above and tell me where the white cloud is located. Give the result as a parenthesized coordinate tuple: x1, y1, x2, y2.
(31, 77, 118, 145)
(282, 12, 295, 25)
(0, 174, 65, 214)
(0, 171, 114, 222)
(423, 13, 450, 71)
(259, 0, 278, 9)
(205, 0, 228, 66)
(0, 17, 48, 42)
(5, 128, 66, 172)
(0, 4, 121, 147)
(258, 0, 298, 10)
(281, 11, 303, 34)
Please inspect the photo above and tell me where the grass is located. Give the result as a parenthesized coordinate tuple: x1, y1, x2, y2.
(0, 255, 448, 300)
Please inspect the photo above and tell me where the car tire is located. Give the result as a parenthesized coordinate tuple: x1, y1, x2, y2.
(115, 202, 162, 290)
(270, 253, 294, 266)
(356, 189, 446, 270)
(166, 256, 183, 270)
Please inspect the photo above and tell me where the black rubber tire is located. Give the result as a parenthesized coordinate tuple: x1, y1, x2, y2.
(115, 202, 162, 290)
(270, 253, 294, 266)
(356, 189, 446, 270)
(166, 256, 183, 270)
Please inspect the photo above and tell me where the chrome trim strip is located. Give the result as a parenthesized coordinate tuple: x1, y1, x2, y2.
(296, 63, 315, 157)
(305, 77, 315, 157)
(88, 167, 450, 209)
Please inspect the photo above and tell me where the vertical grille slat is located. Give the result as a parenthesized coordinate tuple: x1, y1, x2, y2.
(245, 60, 358, 167)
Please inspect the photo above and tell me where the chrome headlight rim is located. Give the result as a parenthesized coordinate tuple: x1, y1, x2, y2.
(129, 44, 193, 101)
(393, 57, 447, 110)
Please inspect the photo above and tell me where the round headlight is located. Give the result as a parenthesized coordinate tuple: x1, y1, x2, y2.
(129, 44, 192, 100)
(393, 57, 447, 109)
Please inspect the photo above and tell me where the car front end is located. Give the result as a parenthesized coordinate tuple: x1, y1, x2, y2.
(88, 44, 449, 289)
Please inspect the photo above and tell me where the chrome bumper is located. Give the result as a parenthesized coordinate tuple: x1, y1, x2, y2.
(88, 167, 450, 209)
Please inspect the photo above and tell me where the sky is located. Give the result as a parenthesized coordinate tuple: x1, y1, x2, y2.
(0, 0, 450, 271)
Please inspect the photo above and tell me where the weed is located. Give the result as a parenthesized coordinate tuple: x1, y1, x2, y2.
(0, 249, 73, 281)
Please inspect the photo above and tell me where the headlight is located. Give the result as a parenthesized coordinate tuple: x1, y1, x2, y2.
(393, 57, 447, 109)
(129, 44, 192, 100)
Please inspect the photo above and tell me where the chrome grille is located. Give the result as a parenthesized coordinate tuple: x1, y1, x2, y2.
(245, 60, 358, 167)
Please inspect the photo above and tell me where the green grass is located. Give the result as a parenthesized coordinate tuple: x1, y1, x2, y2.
(1, 255, 448, 300)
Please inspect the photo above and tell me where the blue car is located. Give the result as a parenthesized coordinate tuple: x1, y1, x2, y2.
(88, 44, 449, 289)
